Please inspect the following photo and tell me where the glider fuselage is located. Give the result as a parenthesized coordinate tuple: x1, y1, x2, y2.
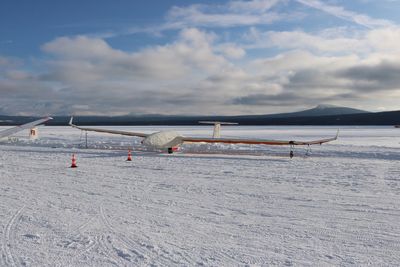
(141, 131, 183, 149)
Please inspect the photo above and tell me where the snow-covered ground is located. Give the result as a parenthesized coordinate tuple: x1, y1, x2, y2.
(0, 126, 399, 266)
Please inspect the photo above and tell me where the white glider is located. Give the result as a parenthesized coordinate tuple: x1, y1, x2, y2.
(69, 117, 338, 156)
(0, 117, 53, 139)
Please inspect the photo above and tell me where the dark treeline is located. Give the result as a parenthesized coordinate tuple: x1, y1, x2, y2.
(1, 110, 400, 126)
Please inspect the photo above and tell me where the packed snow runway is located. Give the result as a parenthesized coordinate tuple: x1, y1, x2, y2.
(1, 126, 400, 266)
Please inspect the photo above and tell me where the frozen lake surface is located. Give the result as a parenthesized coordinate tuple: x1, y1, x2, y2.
(0, 126, 400, 266)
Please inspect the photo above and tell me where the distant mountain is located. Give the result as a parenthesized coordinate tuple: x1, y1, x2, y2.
(262, 104, 369, 118)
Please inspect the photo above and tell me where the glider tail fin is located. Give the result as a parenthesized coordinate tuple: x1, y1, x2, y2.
(334, 129, 340, 140)
(198, 121, 238, 138)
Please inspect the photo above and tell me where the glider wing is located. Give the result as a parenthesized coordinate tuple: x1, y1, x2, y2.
(0, 117, 53, 139)
(182, 130, 339, 146)
(69, 117, 149, 138)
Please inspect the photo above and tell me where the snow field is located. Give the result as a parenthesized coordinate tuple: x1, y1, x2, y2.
(0, 126, 399, 266)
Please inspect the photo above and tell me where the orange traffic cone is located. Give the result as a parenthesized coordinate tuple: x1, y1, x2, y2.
(71, 154, 78, 168)
(126, 150, 132, 161)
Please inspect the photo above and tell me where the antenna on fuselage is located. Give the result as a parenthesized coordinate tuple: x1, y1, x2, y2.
(198, 121, 238, 138)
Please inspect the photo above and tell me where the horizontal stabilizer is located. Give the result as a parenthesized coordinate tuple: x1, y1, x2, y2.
(199, 121, 238, 125)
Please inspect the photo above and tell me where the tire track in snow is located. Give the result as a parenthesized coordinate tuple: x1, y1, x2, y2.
(61, 235, 99, 266)
(383, 165, 400, 195)
(99, 205, 176, 266)
(98, 234, 126, 266)
(176, 224, 244, 266)
(76, 215, 97, 232)
(1, 206, 25, 267)
(99, 206, 149, 264)
(56, 215, 99, 265)
(72, 236, 98, 261)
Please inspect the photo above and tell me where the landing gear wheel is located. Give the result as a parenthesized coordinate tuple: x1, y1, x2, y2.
(168, 147, 173, 154)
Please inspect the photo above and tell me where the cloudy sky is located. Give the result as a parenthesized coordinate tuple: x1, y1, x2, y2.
(1, 0, 400, 116)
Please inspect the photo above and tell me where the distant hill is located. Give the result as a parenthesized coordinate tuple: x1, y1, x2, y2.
(264, 104, 369, 118)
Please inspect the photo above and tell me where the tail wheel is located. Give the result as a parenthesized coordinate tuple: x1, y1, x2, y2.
(289, 142, 294, 158)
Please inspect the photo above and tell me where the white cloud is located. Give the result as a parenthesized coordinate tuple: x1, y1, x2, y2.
(216, 43, 246, 59)
(41, 29, 228, 85)
(100, 0, 392, 38)
(244, 28, 367, 53)
(243, 26, 400, 57)
(0, 56, 21, 69)
(0, 28, 246, 115)
(42, 36, 121, 60)
(228, 0, 282, 13)
(367, 27, 400, 52)
(295, 0, 394, 28)
(162, 0, 289, 30)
